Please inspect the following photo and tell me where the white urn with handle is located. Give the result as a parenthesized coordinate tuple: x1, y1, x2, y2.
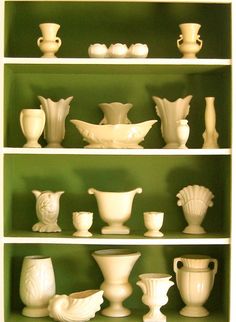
(177, 23, 203, 58)
(37, 23, 62, 58)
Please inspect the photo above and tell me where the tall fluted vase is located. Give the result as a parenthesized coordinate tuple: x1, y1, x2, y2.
(19, 255, 56, 317)
(202, 97, 219, 148)
(38, 96, 73, 148)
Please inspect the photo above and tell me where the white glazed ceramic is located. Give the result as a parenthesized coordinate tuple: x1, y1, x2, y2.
(176, 119, 190, 149)
(88, 44, 108, 58)
(70, 119, 157, 149)
(20, 255, 56, 317)
(99, 102, 132, 124)
(137, 273, 174, 322)
(128, 43, 149, 58)
(153, 95, 192, 148)
(37, 23, 62, 58)
(143, 212, 164, 237)
(38, 96, 73, 148)
(92, 249, 141, 317)
(108, 43, 128, 58)
(20, 109, 45, 148)
(48, 289, 104, 322)
(174, 255, 218, 317)
(72, 211, 93, 237)
(32, 190, 64, 232)
(177, 185, 214, 234)
(202, 97, 219, 149)
(88, 187, 142, 234)
(177, 23, 203, 58)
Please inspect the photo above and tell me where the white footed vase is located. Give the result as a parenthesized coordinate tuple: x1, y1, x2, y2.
(32, 190, 64, 232)
(92, 249, 141, 317)
(38, 96, 73, 148)
(48, 289, 104, 322)
(137, 273, 174, 322)
(143, 212, 164, 237)
(177, 23, 203, 58)
(20, 255, 56, 317)
(153, 95, 192, 148)
(202, 97, 219, 148)
(176, 185, 214, 234)
(88, 187, 142, 234)
(72, 211, 93, 237)
(174, 254, 218, 317)
(20, 109, 45, 148)
(37, 23, 62, 58)
(99, 102, 132, 124)
(176, 119, 190, 149)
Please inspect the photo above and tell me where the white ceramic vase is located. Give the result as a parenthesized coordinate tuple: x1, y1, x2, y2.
(176, 119, 190, 149)
(137, 273, 174, 322)
(202, 97, 219, 148)
(32, 190, 64, 232)
(88, 187, 142, 234)
(38, 96, 73, 148)
(92, 249, 141, 317)
(174, 254, 218, 317)
(37, 23, 62, 58)
(99, 102, 132, 124)
(176, 185, 214, 234)
(177, 23, 203, 58)
(20, 109, 45, 148)
(20, 255, 56, 317)
(72, 211, 93, 237)
(153, 95, 192, 148)
(143, 212, 164, 237)
(48, 289, 104, 322)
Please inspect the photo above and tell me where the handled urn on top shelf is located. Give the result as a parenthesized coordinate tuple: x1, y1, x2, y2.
(37, 23, 62, 58)
(177, 23, 203, 58)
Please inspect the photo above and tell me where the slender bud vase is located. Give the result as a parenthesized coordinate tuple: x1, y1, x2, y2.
(20, 255, 56, 317)
(37, 23, 62, 58)
(176, 119, 190, 149)
(99, 102, 132, 124)
(202, 97, 219, 148)
(92, 249, 141, 317)
(177, 23, 203, 58)
(137, 273, 174, 322)
(38, 96, 73, 148)
(173, 255, 218, 317)
(20, 109, 45, 147)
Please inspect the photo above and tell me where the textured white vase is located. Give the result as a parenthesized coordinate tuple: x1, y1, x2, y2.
(37, 23, 62, 58)
(92, 249, 141, 317)
(20, 255, 56, 317)
(88, 187, 142, 234)
(176, 119, 190, 149)
(32, 190, 64, 232)
(177, 23, 203, 58)
(99, 102, 132, 124)
(174, 254, 218, 317)
(20, 109, 45, 148)
(143, 212, 164, 237)
(153, 95, 192, 148)
(137, 273, 174, 322)
(202, 97, 219, 148)
(38, 96, 73, 148)
(72, 211, 93, 237)
(176, 185, 214, 234)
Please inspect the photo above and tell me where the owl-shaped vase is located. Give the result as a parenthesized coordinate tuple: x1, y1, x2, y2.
(32, 190, 64, 232)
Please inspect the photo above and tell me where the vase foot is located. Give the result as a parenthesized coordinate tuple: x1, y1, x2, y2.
(45, 143, 63, 148)
(183, 225, 206, 234)
(163, 143, 179, 149)
(101, 306, 131, 317)
(101, 225, 130, 234)
(32, 222, 62, 233)
(144, 230, 163, 237)
(180, 305, 209, 317)
(73, 231, 92, 237)
(22, 306, 49, 317)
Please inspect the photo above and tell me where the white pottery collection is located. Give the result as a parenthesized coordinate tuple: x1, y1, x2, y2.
(174, 254, 218, 317)
(177, 23, 203, 58)
(37, 23, 62, 58)
(143, 211, 164, 237)
(137, 273, 174, 322)
(72, 211, 93, 237)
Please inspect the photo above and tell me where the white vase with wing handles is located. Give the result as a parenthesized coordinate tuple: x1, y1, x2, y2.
(37, 23, 62, 58)
(177, 23, 203, 58)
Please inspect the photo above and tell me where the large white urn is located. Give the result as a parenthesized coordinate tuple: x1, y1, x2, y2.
(174, 254, 218, 317)
(88, 187, 142, 234)
(137, 273, 174, 322)
(92, 249, 141, 317)
(153, 95, 192, 148)
(20, 255, 56, 317)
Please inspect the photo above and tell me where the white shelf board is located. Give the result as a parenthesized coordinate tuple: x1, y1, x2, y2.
(4, 0, 232, 3)
(2, 147, 232, 155)
(4, 57, 232, 66)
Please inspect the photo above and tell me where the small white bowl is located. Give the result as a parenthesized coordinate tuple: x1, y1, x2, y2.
(108, 43, 128, 58)
(128, 43, 149, 58)
(88, 44, 108, 58)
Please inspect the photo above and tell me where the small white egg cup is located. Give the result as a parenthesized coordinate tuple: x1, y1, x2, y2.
(143, 212, 164, 237)
(73, 211, 93, 237)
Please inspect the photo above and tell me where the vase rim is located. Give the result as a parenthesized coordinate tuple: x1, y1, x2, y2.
(24, 255, 51, 260)
(181, 254, 211, 260)
(93, 249, 141, 257)
(139, 273, 172, 280)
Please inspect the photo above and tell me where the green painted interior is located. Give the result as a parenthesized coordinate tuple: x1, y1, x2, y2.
(4, 2, 231, 58)
(4, 244, 230, 320)
(4, 154, 231, 234)
(4, 64, 231, 148)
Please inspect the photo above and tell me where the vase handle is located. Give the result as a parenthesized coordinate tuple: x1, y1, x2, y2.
(37, 36, 43, 47)
(210, 258, 218, 289)
(173, 257, 182, 273)
(197, 35, 203, 49)
(55, 37, 62, 47)
(177, 34, 183, 48)
(19, 110, 25, 136)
